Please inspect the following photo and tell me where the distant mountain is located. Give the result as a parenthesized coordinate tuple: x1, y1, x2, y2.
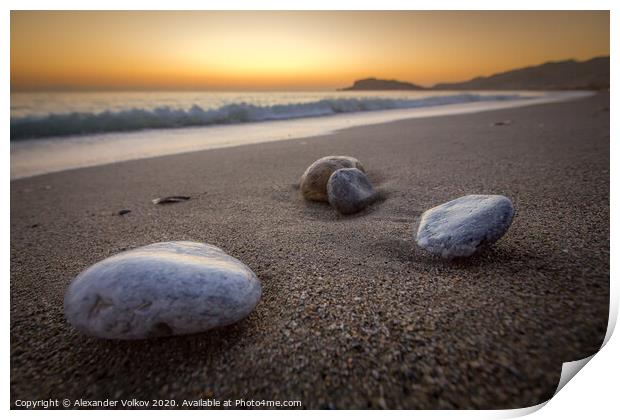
(340, 57, 609, 91)
(341, 78, 425, 91)
(432, 56, 609, 90)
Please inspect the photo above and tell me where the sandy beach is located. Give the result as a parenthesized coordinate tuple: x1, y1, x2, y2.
(10, 93, 609, 409)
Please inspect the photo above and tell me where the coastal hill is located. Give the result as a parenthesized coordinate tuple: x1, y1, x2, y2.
(341, 78, 424, 91)
(434, 56, 609, 90)
(341, 56, 609, 91)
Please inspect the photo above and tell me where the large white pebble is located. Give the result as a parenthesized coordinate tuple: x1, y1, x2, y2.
(416, 195, 515, 258)
(64, 241, 261, 339)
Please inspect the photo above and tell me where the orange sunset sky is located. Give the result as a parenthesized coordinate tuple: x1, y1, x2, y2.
(11, 11, 610, 91)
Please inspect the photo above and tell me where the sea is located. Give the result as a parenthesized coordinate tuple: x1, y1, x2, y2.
(10, 90, 591, 179)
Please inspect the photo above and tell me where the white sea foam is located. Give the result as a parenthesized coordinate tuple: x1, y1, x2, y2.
(11, 93, 525, 140)
(10, 91, 593, 179)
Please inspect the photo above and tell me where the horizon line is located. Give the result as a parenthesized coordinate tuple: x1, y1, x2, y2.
(11, 55, 609, 93)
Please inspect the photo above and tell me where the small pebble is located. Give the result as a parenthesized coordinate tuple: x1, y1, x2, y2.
(327, 168, 376, 215)
(416, 194, 515, 258)
(118, 209, 131, 216)
(152, 196, 190, 205)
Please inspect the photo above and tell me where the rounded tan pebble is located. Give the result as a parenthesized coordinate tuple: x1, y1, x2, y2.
(300, 156, 365, 202)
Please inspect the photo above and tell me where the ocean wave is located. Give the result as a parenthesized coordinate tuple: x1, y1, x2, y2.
(10, 94, 525, 140)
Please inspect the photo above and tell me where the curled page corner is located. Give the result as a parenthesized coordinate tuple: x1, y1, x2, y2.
(553, 355, 595, 396)
(551, 298, 617, 397)
(602, 300, 618, 348)
(501, 355, 598, 418)
(499, 400, 548, 418)
(504, 311, 616, 417)
(548, 308, 616, 399)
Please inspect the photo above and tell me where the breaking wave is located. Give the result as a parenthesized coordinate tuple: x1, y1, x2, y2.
(11, 93, 525, 140)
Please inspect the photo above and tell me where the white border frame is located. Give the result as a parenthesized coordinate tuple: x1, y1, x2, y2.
(4, 3, 615, 419)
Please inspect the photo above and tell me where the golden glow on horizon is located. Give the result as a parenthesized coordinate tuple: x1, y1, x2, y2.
(11, 11, 610, 90)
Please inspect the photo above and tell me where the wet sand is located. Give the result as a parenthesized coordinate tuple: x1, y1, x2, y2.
(10, 93, 609, 409)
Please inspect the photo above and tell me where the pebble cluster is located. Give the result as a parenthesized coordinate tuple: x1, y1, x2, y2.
(300, 155, 366, 202)
(301, 156, 378, 215)
(64, 156, 515, 340)
(301, 156, 515, 257)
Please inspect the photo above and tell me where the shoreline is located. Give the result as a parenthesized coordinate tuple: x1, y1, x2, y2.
(11, 93, 609, 409)
(11, 91, 592, 180)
